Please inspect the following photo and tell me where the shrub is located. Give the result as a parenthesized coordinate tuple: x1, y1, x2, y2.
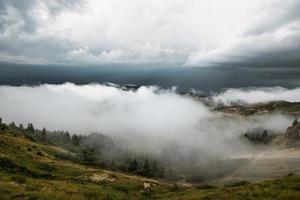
(11, 174, 27, 184)
(37, 163, 56, 172)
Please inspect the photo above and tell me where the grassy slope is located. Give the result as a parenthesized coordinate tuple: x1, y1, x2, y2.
(0, 130, 300, 200)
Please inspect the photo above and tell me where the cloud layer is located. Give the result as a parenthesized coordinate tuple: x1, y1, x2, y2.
(0, 83, 295, 158)
(212, 86, 300, 105)
(0, 0, 300, 68)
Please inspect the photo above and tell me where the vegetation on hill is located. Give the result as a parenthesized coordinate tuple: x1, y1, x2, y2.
(1, 118, 300, 199)
(0, 118, 166, 179)
(0, 118, 251, 182)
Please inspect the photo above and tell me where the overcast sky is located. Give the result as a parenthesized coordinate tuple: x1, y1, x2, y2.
(0, 0, 300, 68)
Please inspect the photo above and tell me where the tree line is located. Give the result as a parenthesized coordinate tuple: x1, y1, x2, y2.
(0, 117, 166, 178)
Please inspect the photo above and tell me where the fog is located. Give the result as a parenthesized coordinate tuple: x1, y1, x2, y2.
(212, 86, 300, 106)
(0, 83, 294, 160)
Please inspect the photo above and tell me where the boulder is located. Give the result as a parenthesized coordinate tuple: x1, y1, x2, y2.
(285, 119, 300, 140)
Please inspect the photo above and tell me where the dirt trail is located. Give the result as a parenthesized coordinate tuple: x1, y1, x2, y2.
(222, 147, 300, 182)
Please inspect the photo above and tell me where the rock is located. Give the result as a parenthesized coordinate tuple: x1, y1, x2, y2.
(140, 181, 156, 192)
(89, 173, 116, 183)
(143, 182, 151, 189)
(285, 119, 300, 140)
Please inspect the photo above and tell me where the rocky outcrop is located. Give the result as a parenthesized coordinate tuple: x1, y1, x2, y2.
(285, 119, 300, 140)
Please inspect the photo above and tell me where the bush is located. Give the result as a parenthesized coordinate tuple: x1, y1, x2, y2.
(169, 183, 184, 192)
(195, 184, 217, 190)
(11, 174, 27, 184)
(224, 180, 250, 187)
(37, 163, 56, 172)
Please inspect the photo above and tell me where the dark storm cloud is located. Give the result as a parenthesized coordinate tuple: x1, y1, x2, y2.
(1, 63, 300, 92)
(45, 0, 84, 15)
(0, 0, 82, 63)
(0, 0, 37, 33)
(0, 35, 74, 64)
(234, 0, 300, 69)
(0, 0, 299, 68)
(205, 30, 300, 69)
(244, 0, 300, 36)
(0, 0, 83, 34)
(186, 8, 300, 69)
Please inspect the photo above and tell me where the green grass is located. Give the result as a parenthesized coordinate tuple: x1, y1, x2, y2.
(1, 129, 300, 199)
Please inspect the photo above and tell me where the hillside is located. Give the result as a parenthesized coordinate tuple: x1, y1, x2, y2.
(214, 101, 300, 116)
(1, 123, 300, 199)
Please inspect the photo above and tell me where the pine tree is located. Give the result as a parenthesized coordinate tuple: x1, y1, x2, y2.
(41, 128, 47, 143)
(142, 158, 151, 177)
(151, 161, 158, 177)
(158, 164, 165, 178)
(26, 123, 34, 133)
(64, 132, 71, 143)
(72, 135, 80, 145)
(0, 117, 3, 131)
(9, 122, 16, 129)
(80, 148, 97, 164)
(128, 159, 139, 172)
(19, 124, 24, 130)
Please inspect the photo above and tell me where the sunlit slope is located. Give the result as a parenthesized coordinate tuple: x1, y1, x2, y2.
(0, 129, 300, 200)
(0, 131, 171, 199)
(220, 148, 300, 183)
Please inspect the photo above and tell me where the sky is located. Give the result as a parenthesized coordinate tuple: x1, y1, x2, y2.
(0, 0, 300, 68)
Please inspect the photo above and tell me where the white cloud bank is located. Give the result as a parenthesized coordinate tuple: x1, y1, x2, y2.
(0, 83, 295, 157)
(212, 86, 300, 105)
